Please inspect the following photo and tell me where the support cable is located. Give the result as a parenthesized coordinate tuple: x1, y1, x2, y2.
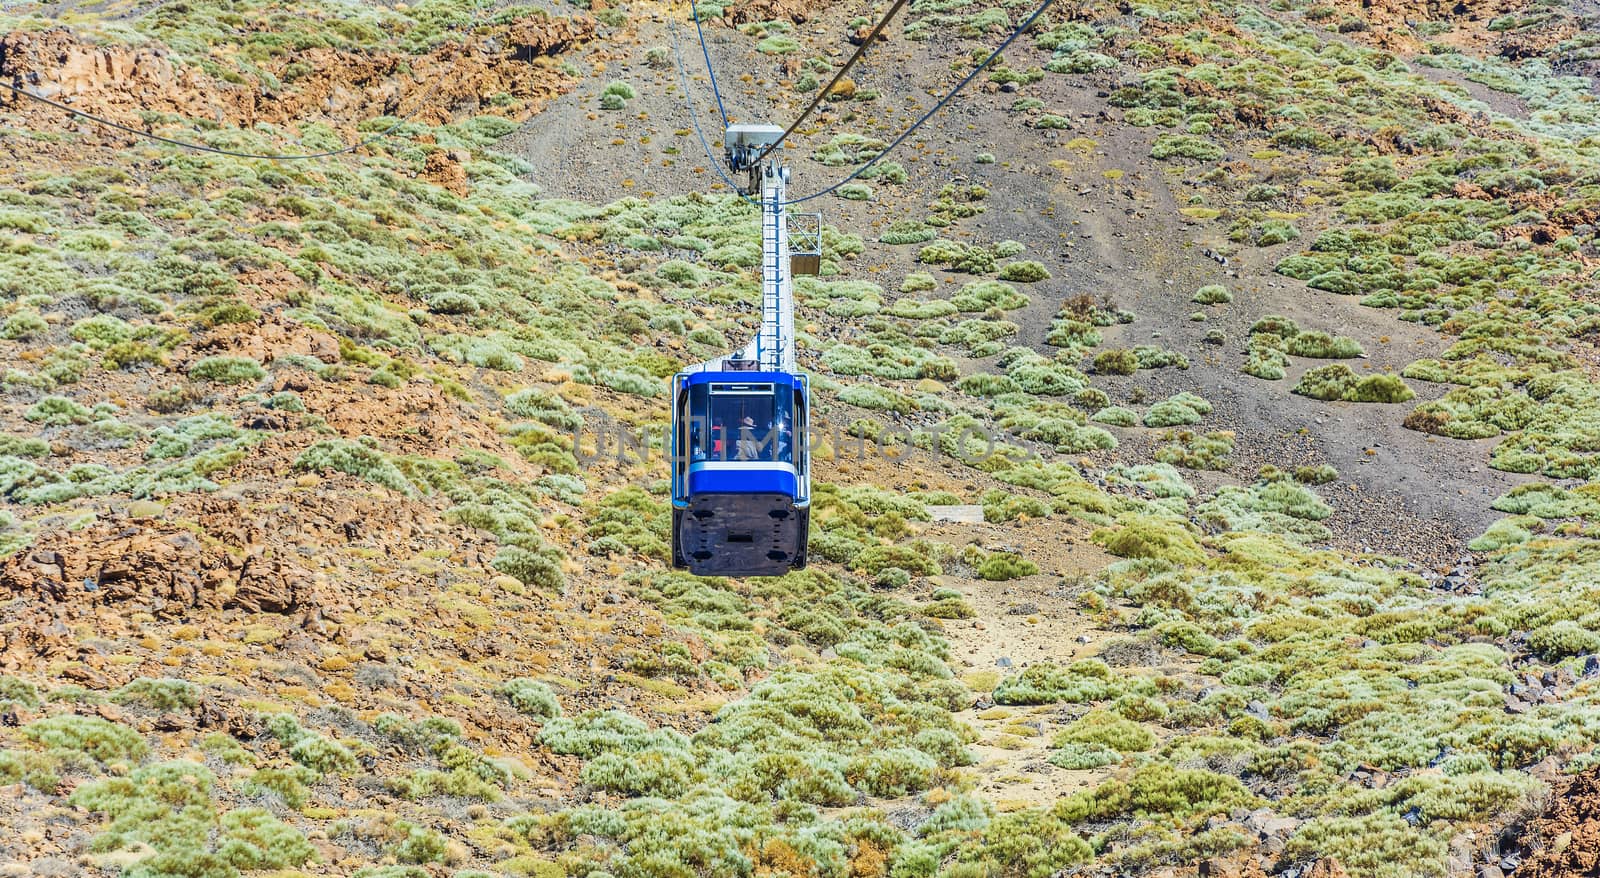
(689, 0, 730, 128)
(669, 19, 759, 203)
(751, 0, 912, 165)
(783, 0, 1056, 205)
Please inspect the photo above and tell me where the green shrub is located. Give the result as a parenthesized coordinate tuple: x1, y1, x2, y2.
(1294, 364, 1414, 403)
(189, 355, 266, 385)
(1133, 345, 1189, 371)
(854, 542, 942, 577)
(1143, 398, 1204, 428)
(102, 341, 165, 370)
(1154, 430, 1234, 470)
(994, 660, 1121, 705)
(950, 280, 1027, 311)
(1192, 284, 1232, 304)
(71, 761, 222, 860)
(1284, 813, 1447, 878)
(391, 822, 449, 864)
(1054, 710, 1156, 752)
(998, 261, 1050, 282)
(1255, 220, 1300, 246)
(217, 807, 316, 869)
(1092, 514, 1205, 566)
(1094, 349, 1138, 375)
(506, 387, 582, 431)
(22, 715, 148, 763)
(1049, 742, 1121, 769)
(977, 552, 1039, 580)
(25, 395, 92, 426)
(1294, 464, 1338, 485)
(838, 182, 874, 201)
(148, 384, 205, 413)
(0, 675, 41, 710)
(491, 545, 565, 591)
(0, 436, 48, 459)
(1285, 330, 1364, 358)
(1527, 621, 1600, 661)
(111, 677, 199, 712)
(1092, 406, 1138, 427)
(501, 678, 562, 719)
(295, 439, 413, 495)
(757, 34, 800, 54)
(846, 748, 936, 797)
(1047, 50, 1117, 73)
(242, 766, 315, 809)
(582, 744, 694, 797)
(1151, 134, 1224, 161)
(70, 314, 132, 349)
(0, 310, 48, 340)
(958, 373, 1023, 397)
(539, 710, 664, 758)
(290, 733, 357, 776)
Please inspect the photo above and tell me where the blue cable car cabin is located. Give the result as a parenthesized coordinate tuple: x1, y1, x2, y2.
(671, 370, 810, 576)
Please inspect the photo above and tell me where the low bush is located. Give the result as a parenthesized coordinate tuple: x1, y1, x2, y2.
(998, 261, 1051, 282)
(1050, 742, 1121, 769)
(994, 660, 1122, 705)
(1294, 364, 1414, 403)
(111, 677, 199, 712)
(1285, 330, 1364, 359)
(1094, 349, 1138, 375)
(1527, 621, 1600, 661)
(189, 356, 265, 385)
(1192, 284, 1232, 305)
(1092, 406, 1138, 427)
(22, 715, 147, 763)
(295, 439, 414, 495)
(1144, 398, 1205, 428)
(1154, 430, 1234, 470)
(977, 552, 1040, 581)
(0, 310, 48, 340)
(1151, 134, 1224, 161)
(1054, 710, 1156, 753)
(501, 678, 562, 719)
(1092, 514, 1206, 566)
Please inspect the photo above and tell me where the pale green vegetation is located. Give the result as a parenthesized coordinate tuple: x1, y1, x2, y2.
(1, 0, 1598, 876)
(1295, 364, 1415, 403)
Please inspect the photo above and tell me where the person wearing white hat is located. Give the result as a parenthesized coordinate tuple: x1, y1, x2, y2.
(736, 415, 762, 460)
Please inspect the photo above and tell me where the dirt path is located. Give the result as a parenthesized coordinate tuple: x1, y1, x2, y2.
(916, 518, 1122, 810)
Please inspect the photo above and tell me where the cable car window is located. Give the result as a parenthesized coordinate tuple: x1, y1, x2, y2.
(793, 386, 807, 475)
(686, 382, 793, 463)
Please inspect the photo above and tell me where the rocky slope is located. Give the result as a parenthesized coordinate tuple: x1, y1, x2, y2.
(2, 0, 1600, 877)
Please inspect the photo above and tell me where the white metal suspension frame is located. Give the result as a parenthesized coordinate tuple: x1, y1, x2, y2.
(677, 124, 812, 376)
(751, 162, 796, 372)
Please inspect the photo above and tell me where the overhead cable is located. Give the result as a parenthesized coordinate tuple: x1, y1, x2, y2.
(751, 0, 912, 165)
(689, 0, 731, 128)
(669, 19, 760, 204)
(783, 0, 1057, 205)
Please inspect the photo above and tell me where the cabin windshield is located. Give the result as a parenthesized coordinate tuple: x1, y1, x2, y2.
(686, 381, 794, 463)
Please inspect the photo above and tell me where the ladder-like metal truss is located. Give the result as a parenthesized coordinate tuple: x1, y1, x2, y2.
(755, 165, 796, 372)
